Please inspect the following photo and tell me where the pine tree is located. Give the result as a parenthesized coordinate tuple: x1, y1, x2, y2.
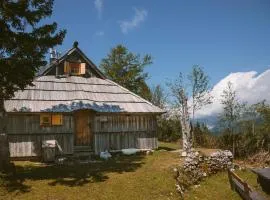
(0, 0, 66, 171)
(100, 45, 152, 100)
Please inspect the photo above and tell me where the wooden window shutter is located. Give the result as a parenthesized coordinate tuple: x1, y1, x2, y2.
(40, 114, 51, 126)
(80, 63, 86, 74)
(64, 61, 70, 74)
(52, 114, 63, 125)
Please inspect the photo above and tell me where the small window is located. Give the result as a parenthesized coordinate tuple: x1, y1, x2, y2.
(40, 114, 63, 126)
(71, 65, 80, 74)
(40, 114, 51, 126)
(52, 114, 63, 125)
(64, 61, 86, 75)
(70, 62, 80, 75)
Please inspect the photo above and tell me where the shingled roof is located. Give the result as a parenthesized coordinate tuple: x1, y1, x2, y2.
(4, 75, 164, 113)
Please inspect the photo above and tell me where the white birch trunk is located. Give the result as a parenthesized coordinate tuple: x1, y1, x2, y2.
(181, 97, 192, 156)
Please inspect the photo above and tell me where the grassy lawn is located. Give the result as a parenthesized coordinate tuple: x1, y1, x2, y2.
(0, 145, 181, 200)
(184, 169, 270, 200)
(237, 169, 270, 200)
(1, 142, 268, 200)
(184, 172, 241, 200)
(158, 141, 181, 151)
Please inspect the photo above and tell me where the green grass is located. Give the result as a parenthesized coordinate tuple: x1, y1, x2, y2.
(184, 169, 270, 200)
(184, 172, 242, 200)
(158, 141, 181, 151)
(2, 142, 266, 200)
(0, 149, 181, 200)
(237, 169, 270, 200)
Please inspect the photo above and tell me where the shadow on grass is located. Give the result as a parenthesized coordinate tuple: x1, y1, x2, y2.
(0, 173, 31, 194)
(157, 146, 176, 151)
(0, 155, 145, 194)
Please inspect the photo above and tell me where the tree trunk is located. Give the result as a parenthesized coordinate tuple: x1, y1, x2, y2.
(232, 135, 235, 157)
(0, 98, 10, 172)
(192, 108, 195, 148)
(181, 97, 192, 156)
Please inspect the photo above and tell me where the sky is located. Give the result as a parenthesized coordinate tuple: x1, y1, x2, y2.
(47, 0, 270, 117)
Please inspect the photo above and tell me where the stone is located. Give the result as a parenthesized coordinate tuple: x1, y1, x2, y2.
(175, 149, 234, 196)
(181, 151, 187, 157)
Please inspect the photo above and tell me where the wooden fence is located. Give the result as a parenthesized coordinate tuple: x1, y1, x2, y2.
(228, 169, 266, 200)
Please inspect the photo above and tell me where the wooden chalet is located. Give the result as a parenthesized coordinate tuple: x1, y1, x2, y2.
(4, 43, 164, 158)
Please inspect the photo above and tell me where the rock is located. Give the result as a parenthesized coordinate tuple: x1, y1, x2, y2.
(146, 150, 154, 155)
(100, 150, 112, 160)
(181, 151, 187, 157)
(175, 149, 234, 196)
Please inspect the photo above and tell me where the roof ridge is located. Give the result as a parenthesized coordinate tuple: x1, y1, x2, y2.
(7, 99, 148, 103)
(22, 88, 130, 94)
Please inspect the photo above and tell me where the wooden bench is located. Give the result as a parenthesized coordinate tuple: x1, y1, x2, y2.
(251, 168, 270, 195)
(228, 169, 266, 200)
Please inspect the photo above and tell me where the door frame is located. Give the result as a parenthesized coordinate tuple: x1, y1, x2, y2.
(73, 109, 94, 147)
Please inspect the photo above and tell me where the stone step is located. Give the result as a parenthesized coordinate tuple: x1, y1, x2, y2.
(73, 146, 94, 159)
(74, 146, 93, 152)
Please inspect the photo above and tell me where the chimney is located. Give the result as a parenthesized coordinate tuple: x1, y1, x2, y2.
(50, 48, 60, 78)
(49, 48, 57, 63)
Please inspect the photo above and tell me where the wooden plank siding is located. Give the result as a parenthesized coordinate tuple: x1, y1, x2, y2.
(7, 114, 74, 157)
(6, 113, 159, 157)
(93, 115, 158, 154)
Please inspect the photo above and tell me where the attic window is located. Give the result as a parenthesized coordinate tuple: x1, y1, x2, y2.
(64, 61, 86, 75)
(71, 64, 80, 75)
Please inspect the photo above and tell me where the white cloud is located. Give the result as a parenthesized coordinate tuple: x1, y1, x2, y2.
(95, 31, 104, 36)
(94, 0, 103, 19)
(119, 8, 147, 34)
(196, 69, 270, 118)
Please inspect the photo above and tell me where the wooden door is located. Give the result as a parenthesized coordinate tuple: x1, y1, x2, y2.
(74, 110, 93, 146)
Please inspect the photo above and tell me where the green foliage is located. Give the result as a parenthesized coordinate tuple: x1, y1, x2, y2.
(0, 0, 65, 168)
(0, 0, 66, 100)
(218, 101, 270, 158)
(150, 84, 167, 109)
(100, 45, 152, 100)
(193, 122, 217, 148)
(157, 117, 182, 142)
(167, 72, 186, 110)
(219, 81, 243, 132)
(188, 65, 212, 120)
(219, 81, 244, 156)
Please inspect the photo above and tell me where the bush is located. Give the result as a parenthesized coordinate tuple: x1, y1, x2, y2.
(157, 117, 181, 142)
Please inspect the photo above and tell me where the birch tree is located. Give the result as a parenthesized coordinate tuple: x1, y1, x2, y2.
(188, 65, 212, 121)
(220, 81, 242, 156)
(168, 73, 192, 155)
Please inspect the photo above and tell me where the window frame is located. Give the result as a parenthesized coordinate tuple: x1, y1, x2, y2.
(40, 114, 51, 126)
(52, 114, 63, 126)
(40, 113, 63, 127)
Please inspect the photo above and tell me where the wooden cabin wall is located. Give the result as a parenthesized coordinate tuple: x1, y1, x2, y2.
(93, 115, 158, 154)
(7, 114, 74, 157)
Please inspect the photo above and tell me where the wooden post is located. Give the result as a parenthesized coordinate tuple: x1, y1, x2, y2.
(243, 182, 252, 200)
(228, 169, 235, 191)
